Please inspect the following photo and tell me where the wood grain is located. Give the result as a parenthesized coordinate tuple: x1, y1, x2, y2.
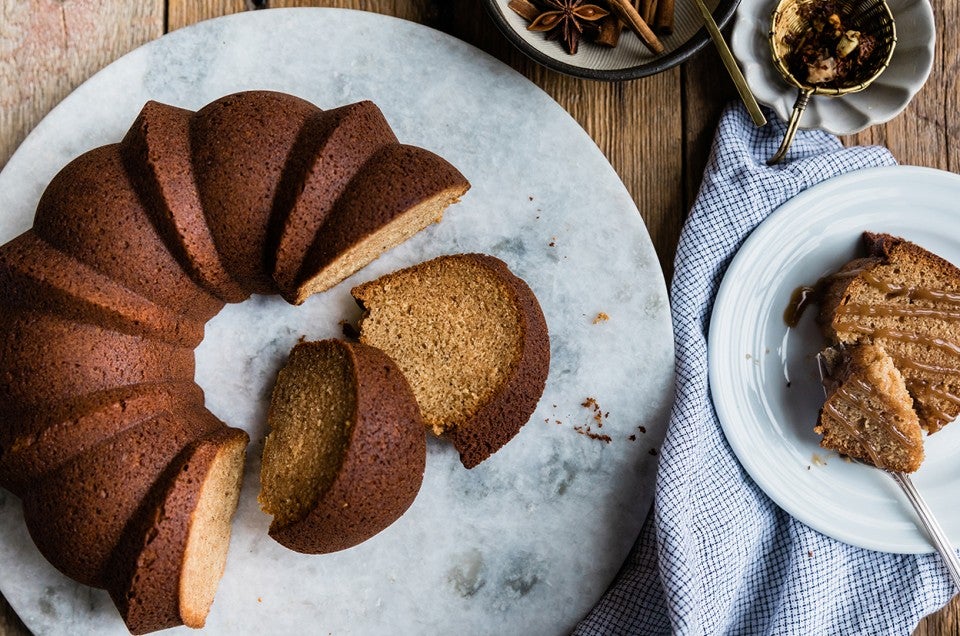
(0, 0, 163, 169)
(0, 0, 958, 633)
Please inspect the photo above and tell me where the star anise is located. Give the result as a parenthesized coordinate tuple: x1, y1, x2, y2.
(527, 0, 609, 55)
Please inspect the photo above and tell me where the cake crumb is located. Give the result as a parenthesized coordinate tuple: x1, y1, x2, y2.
(528, 195, 534, 201)
(649, 448, 658, 456)
(628, 434, 637, 441)
(593, 312, 610, 324)
(638, 426, 646, 434)
(811, 454, 827, 466)
(574, 425, 612, 443)
(807, 550, 814, 558)
(581, 397, 604, 427)
(257, 597, 263, 603)
(548, 238, 556, 247)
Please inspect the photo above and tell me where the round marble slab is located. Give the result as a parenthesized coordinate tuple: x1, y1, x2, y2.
(0, 9, 674, 635)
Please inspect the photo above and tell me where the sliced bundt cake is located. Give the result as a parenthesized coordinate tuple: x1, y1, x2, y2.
(818, 232, 960, 433)
(351, 254, 549, 468)
(291, 145, 470, 303)
(21, 403, 221, 587)
(816, 344, 925, 473)
(259, 340, 425, 554)
(0, 90, 469, 633)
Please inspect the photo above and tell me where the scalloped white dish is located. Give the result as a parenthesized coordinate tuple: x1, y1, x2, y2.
(710, 166, 960, 554)
(731, 0, 935, 134)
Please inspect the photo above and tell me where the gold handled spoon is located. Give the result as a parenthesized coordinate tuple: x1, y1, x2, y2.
(693, 0, 767, 127)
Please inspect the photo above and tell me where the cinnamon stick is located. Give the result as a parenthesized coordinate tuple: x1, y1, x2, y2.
(639, 0, 658, 25)
(595, 15, 624, 48)
(508, 0, 540, 22)
(654, 0, 675, 35)
(607, 0, 665, 54)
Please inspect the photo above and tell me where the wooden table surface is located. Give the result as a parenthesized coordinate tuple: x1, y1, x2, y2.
(1, 0, 958, 634)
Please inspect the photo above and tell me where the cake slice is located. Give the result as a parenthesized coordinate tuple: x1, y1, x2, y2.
(351, 254, 550, 468)
(107, 425, 248, 634)
(290, 144, 470, 304)
(818, 232, 960, 432)
(816, 344, 924, 473)
(21, 404, 221, 587)
(191, 91, 320, 295)
(32, 144, 223, 323)
(0, 230, 206, 347)
(121, 101, 248, 303)
(271, 101, 398, 302)
(259, 340, 425, 554)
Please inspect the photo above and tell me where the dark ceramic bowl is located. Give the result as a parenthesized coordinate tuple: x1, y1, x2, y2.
(483, 0, 741, 80)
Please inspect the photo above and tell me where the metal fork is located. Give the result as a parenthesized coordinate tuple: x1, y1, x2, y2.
(816, 353, 960, 589)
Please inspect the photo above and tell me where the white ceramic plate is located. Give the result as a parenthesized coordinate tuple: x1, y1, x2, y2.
(731, 0, 935, 134)
(710, 165, 960, 554)
(0, 8, 674, 635)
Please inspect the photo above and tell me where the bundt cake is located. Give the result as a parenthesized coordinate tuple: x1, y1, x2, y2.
(0, 90, 469, 633)
(816, 344, 925, 473)
(259, 339, 426, 554)
(351, 254, 550, 468)
(818, 232, 960, 433)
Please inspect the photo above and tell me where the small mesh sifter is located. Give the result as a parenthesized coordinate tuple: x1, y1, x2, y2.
(767, 0, 896, 164)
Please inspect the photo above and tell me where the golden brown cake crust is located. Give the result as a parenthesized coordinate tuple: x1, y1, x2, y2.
(0, 230, 206, 347)
(107, 426, 248, 635)
(0, 381, 204, 496)
(121, 101, 249, 304)
(442, 255, 550, 468)
(266, 340, 426, 554)
(294, 144, 470, 302)
(21, 404, 220, 587)
(32, 144, 223, 323)
(191, 91, 320, 295)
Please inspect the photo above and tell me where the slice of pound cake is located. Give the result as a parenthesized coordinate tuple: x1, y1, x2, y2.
(818, 232, 960, 433)
(351, 254, 550, 468)
(816, 344, 924, 473)
(259, 340, 425, 554)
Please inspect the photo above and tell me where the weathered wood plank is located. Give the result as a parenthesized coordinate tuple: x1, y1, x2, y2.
(0, 0, 164, 170)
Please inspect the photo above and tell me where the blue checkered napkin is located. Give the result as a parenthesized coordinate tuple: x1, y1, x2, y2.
(575, 103, 958, 635)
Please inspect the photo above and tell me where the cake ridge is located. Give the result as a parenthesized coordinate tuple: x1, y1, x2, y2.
(122, 100, 249, 304)
(0, 229, 207, 347)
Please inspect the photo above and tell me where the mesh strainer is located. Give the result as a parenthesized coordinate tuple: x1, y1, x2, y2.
(767, 0, 896, 164)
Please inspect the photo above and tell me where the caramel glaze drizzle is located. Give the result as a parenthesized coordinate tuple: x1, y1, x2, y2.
(822, 377, 920, 468)
(861, 271, 960, 305)
(905, 378, 960, 432)
(784, 268, 865, 327)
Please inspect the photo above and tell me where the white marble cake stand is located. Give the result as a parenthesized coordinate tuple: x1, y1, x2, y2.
(0, 9, 674, 635)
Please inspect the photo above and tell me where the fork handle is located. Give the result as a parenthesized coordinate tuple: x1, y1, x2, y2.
(768, 88, 814, 165)
(889, 471, 960, 591)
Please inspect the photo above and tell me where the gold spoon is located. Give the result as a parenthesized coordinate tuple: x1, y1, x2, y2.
(692, 0, 767, 127)
(767, 0, 896, 165)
